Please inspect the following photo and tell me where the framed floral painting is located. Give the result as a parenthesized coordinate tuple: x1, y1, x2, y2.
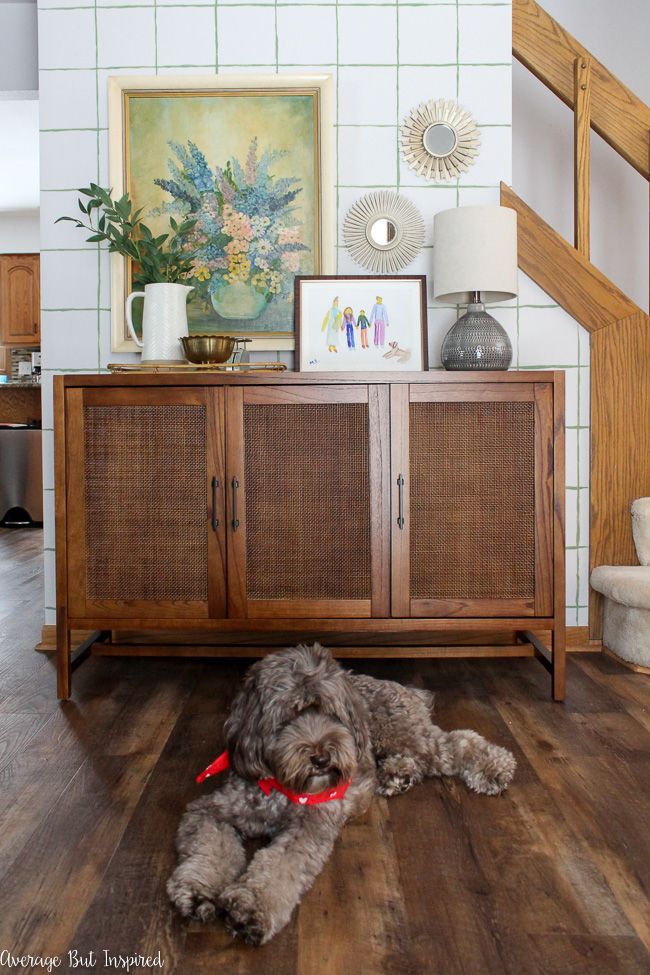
(108, 75, 335, 352)
(295, 275, 428, 372)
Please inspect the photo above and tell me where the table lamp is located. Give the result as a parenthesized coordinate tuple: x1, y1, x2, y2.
(433, 205, 518, 370)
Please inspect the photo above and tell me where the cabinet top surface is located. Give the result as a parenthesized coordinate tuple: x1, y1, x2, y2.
(58, 370, 562, 388)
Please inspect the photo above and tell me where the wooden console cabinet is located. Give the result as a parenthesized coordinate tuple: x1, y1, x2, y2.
(54, 372, 565, 700)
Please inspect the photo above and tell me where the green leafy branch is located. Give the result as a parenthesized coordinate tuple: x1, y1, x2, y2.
(56, 184, 198, 286)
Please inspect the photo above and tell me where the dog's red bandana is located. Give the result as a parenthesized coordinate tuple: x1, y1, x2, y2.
(196, 751, 351, 805)
(196, 750, 230, 784)
(257, 776, 351, 805)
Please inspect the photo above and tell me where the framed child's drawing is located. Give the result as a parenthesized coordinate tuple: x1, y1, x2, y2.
(295, 275, 428, 372)
(108, 74, 335, 353)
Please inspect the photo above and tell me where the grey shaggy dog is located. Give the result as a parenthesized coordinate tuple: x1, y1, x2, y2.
(167, 643, 516, 945)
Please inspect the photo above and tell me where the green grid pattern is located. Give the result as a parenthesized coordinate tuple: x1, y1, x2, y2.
(38, 0, 589, 628)
(511, 287, 590, 627)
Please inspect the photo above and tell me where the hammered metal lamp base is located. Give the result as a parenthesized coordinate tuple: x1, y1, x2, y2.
(441, 302, 512, 371)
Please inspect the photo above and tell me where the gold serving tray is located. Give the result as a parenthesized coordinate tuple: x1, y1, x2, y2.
(107, 361, 287, 373)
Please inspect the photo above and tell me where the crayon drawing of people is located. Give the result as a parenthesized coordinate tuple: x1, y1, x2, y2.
(342, 307, 357, 349)
(357, 309, 370, 348)
(321, 296, 342, 352)
(370, 296, 389, 347)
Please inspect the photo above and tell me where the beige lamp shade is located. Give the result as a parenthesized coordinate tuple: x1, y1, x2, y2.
(433, 205, 518, 304)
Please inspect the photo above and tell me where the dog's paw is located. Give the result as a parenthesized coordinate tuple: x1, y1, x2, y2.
(466, 744, 516, 796)
(376, 755, 421, 798)
(220, 883, 271, 946)
(167, 869, 217, 923)
(377, 773, 414, 797)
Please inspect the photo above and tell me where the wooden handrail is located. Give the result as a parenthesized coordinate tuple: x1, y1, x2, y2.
(513, 0, 650, 180)
(500, 183, 642, 331)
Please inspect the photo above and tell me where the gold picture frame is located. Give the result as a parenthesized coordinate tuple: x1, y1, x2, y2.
(108, 74, 335, 353)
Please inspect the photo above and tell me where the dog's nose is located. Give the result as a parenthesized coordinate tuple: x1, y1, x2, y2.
(310, 753, 330, 770)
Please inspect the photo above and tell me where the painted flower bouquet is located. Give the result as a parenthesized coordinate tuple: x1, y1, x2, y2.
(153, 138, 309, 320)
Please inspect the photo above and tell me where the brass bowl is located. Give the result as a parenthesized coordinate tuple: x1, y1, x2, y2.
(181, 334, 237, 364)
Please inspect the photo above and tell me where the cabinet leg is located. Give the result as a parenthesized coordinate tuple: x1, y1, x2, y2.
(552, 625, 566, 702)
(519, 628, 566, 701)
(56, 609, 71, 700)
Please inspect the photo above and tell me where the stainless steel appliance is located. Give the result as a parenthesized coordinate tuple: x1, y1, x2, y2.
(0, 423, 43, 525)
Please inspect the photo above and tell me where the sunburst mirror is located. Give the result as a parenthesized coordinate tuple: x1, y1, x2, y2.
(343, 191, 425, 274)
(400, 99, 480, 181)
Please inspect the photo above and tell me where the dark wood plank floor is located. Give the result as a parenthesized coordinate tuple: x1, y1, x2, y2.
(1, 528, 649, 975)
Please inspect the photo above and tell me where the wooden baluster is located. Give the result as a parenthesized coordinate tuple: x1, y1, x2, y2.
(574, 56, 591, 258)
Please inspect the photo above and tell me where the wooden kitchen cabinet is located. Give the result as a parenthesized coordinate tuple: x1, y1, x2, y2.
(55, 371, 565, 701)
(0, 254, 40, 346)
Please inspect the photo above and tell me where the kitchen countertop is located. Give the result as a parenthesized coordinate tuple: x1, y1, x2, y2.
(0, 382, 42, 423)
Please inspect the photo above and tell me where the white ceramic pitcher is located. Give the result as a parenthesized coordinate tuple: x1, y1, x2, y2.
(125, 282, 193, 362)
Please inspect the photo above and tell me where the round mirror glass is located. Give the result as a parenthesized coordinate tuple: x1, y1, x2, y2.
(368, 217, 398, 248)
(423, 122, 457, 157)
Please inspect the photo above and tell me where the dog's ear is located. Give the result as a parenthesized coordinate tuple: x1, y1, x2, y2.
(338, 680, 370, 758)
(223, 674, 270, 780)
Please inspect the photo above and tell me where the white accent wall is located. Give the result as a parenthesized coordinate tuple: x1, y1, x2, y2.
(36, 0, 589, 627)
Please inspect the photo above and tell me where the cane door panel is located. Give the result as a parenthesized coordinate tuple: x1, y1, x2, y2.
(66, 386, 226, 619)
(391, 383, 554, 618)
(226, 384, 390, 619)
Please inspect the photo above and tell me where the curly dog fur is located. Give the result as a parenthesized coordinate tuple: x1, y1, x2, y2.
(167, 643, 516, 944)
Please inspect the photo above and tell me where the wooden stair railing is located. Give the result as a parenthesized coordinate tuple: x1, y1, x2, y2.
(513, 0, 650, 180)
(500, 185, 641, 331)
(507, 0, 650, 640)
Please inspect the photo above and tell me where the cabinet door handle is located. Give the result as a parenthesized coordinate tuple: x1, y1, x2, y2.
(231, 477, 240, 531)
(211, 477, 219, 531)
(397, 474, 405, 529)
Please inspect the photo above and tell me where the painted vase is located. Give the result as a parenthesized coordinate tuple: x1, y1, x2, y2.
(125, 283, 193, 362)
(211, 280, 267, 320)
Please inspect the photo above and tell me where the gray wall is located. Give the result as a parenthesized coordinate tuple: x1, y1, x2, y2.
(513, 0, 650, 311)
(0, 2, 40, 217)
(0, 209, 39, 251)
(0, 1, 38, 92)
